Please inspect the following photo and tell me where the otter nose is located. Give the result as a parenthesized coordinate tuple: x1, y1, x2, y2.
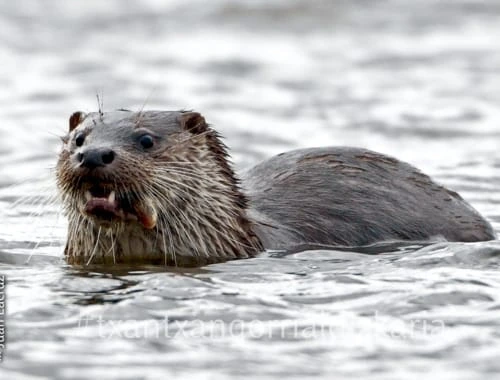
(77, 148, 115, 169)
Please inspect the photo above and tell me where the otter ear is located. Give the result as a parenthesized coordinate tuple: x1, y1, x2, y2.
(178, 112, 208, 134)
(69, 111, 86, 132)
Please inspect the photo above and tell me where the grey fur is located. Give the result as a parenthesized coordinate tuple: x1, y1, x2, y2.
(57, 110, 496, 266)
(243, 147, 496, 248)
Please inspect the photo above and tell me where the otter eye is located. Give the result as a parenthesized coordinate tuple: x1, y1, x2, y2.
(139, 134, 154, 149)
(75, 133, 85, 147)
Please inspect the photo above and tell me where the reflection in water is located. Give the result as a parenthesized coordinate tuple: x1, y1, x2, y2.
(0, 0, 500, 379)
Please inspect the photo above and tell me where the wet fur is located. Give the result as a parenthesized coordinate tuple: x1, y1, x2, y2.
(244, 148, 496, 248)
(57, 111, 262, 265)
(57, 110, 495, 266)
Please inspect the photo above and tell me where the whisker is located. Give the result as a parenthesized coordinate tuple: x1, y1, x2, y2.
(86, 226, 102, 265)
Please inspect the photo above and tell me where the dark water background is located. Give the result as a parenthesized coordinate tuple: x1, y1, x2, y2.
(1, 1, 500, 379)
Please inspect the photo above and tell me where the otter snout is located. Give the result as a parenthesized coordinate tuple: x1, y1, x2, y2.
(77, 148, 116, 169)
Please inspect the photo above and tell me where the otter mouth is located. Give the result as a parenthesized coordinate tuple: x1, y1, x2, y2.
(82, 184, 157, 229)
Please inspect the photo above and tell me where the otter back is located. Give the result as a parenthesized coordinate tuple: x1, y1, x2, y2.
(243, 147, 496, 249)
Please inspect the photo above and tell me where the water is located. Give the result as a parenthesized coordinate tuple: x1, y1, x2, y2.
(1, 0, 500, 379)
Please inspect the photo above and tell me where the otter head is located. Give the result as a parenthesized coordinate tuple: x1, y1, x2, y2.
(56, 110, 262, 265)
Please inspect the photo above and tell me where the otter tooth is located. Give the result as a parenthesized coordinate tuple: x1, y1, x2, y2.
(85, 191, 92, 201)
(108, 190, 116, 204)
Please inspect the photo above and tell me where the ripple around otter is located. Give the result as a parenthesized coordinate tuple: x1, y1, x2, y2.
(1, 0, 500, 379)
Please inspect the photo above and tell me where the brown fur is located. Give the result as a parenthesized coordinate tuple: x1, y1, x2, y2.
(57, 109, 495, 266)
(57, 110, 263, 266)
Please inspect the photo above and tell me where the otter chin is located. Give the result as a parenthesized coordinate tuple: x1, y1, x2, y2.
(56, 109, 496, 266)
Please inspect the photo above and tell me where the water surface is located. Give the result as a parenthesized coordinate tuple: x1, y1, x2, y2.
(1, 1, 500, 379)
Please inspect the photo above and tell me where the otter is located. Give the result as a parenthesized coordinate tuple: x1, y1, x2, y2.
(56, 110, 496, 266)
